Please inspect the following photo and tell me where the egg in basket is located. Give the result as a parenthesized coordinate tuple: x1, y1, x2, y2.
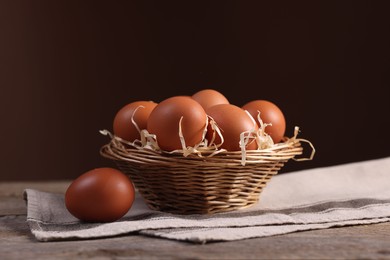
(100, 89, 314, 215)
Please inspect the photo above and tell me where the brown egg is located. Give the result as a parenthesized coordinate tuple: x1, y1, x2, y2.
(192, 89, 229, 110)
(147, 96, 207, 151)
(242, 100, 286, 143)
(113, 101, 157, 142)
(206, 104, 258, 151)
(65, 168, 135, 223)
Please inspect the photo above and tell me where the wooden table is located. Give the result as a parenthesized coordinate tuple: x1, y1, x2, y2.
(1, 181, 390, 259)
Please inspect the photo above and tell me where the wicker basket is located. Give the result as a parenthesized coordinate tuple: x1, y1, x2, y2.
(100, 130, 310, 215)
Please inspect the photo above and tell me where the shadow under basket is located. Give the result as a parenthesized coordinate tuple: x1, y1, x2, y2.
(100, 137, 304, 215)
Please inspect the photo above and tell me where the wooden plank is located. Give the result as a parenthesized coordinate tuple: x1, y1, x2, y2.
(1, 181, 390, 259)
(0, 181, 70, 197)
(0, 197, 26, 216)
(0, 181, 69, 216)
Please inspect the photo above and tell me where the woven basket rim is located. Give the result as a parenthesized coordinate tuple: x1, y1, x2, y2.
(100, 133, 304, 166)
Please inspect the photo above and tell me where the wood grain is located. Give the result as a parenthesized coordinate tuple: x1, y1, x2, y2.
(1, 181, 390, 259)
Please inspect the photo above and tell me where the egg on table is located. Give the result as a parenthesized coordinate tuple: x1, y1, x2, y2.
(65, 167, 135, 222)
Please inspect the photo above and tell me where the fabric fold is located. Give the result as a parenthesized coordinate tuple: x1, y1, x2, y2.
(24, 156, 390, 243)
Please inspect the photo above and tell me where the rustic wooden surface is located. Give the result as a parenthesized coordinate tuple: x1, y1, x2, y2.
(1, 181, 390, 260)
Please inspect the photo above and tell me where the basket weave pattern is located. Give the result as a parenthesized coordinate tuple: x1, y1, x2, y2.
(100, 136, 303, 215)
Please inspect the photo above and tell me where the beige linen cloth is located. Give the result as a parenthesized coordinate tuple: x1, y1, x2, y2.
(24, 156, 390, 243)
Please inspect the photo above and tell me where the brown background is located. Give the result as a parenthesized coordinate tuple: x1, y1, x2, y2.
(1, 0, 389, 181)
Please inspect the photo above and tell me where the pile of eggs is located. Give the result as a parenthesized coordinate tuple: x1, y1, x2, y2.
(65, 89, 287, 223)
(113, 89, 286, 152)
